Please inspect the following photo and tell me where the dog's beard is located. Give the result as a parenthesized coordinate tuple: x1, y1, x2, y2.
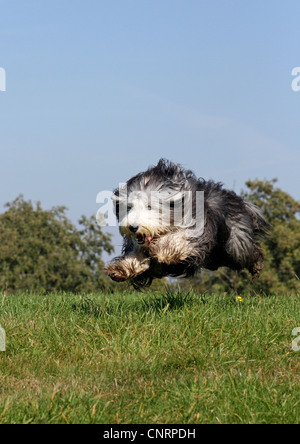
(120, 224, 175, 247)
(115, 186, 197, 247)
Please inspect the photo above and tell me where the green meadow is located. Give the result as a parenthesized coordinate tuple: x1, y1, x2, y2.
(0, 291, 299, 424)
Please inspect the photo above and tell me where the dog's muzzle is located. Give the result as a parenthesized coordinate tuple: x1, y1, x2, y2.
(127, 225, 153, 245)
(136, 232, 153, 246)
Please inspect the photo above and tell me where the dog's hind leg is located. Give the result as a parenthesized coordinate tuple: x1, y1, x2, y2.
(248, 244, 264, 278)
(225, 217, 253, 265)
(225, 215, 264, 275)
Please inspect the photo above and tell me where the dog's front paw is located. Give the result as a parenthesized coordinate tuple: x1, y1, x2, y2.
(104, 262, 129, 282)
(149, 241, 182, 265)
(149, 234, 195, 265)
(152, 250, 184, 265)
(104, 257, 151, 282)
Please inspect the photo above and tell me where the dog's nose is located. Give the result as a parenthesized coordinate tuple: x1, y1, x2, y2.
(129, 225, 139, 233)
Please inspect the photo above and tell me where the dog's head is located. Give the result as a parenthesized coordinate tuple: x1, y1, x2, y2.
(112, 159, 198, 247)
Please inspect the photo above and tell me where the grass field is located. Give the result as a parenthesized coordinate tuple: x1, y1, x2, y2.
(0, 290, 299, 424)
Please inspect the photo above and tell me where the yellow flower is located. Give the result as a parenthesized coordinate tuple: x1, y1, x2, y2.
(236, 296, 244, 302)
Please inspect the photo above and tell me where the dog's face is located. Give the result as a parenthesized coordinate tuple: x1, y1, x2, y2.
(112, 159, 199, 247)
(113, 188, 176, 247)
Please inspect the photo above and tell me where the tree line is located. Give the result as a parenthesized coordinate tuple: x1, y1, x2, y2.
(0, 196, 114, 293)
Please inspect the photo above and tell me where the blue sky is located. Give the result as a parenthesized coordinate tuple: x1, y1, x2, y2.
(0, 1, 299, 254)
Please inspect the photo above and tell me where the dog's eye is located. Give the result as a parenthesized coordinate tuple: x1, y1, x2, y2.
(127, 204, 132, 212)
(147, 204, 151, 210)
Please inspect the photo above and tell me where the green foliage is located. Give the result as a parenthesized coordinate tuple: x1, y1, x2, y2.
(243, 179, 300, 294)
(0, 195, 114, 293)
(184, 179, 300, 294)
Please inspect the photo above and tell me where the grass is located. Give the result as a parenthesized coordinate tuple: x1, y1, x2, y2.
(0, 290, 299, 424)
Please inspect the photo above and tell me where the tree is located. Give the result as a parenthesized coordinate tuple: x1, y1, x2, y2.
(243, 179, 300, 294)
(182, 179, 300, 295)
(0, 195, 114, 293)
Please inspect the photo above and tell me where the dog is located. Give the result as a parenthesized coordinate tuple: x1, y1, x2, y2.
(104, 159, 269, 288)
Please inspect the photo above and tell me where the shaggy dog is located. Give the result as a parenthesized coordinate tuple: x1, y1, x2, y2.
(104, 159, 269, 288)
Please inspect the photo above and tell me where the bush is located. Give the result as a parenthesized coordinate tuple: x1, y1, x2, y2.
(0, 196, 114, 293)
